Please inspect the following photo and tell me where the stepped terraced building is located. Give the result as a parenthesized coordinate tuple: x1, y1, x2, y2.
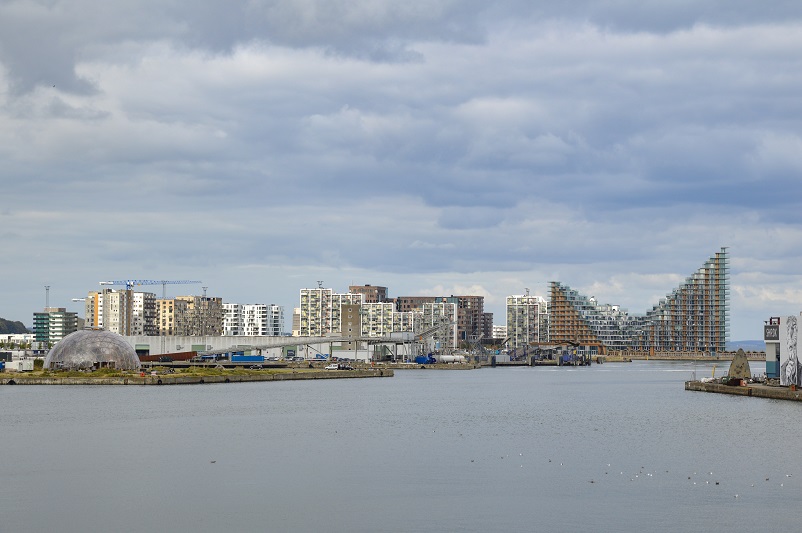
(549, 248, 729, 356)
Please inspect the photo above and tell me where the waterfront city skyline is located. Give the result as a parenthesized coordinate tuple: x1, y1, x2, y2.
(2, 1, 801, 339)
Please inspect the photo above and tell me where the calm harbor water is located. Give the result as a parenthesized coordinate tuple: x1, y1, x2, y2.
(1, 361, 798, 532)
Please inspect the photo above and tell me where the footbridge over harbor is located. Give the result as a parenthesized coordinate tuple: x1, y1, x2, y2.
(122, 333, 428, 361)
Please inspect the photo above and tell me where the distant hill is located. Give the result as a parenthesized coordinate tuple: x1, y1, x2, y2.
(0, 318, 29, 334)
(727, 340, 764, 352)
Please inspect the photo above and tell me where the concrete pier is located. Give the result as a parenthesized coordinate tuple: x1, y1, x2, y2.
(685, 380, 802, 402)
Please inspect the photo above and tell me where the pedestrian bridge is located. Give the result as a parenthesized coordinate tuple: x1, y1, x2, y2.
(123, 334, 422, 357)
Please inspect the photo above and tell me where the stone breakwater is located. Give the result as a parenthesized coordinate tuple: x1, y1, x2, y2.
(0, 369, 392, 386)
(685, 380, 802, 402)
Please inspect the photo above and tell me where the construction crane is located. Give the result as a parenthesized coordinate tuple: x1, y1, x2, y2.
(99, 279, 202, 299)
(468, 334, 488, 355)
(416, 317, 455, 354)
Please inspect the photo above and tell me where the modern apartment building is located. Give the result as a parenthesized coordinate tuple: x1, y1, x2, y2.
(549, 248, 730, 355)
(174, 295, 223, 336)
(131, 291, 157, 336)
(492, 324, 508, 341)
(505, 294, 549, 349)
(33, 307, 78, 345)
(395, 296, 436, 313)
(222, 303, 242, 336)
(548, 286, 634, 353)
(84, 291, 102, 329)
(292, 307, 301, 337)
(298, 288, 363, 336)
(349, 285, 388, 303)
(84, 289, 156, 336)
(242, 304, 268, 336)
(103, 290, 127, 334)
(635, 248, 729, 353)
(158, 298, 188, 336)
(481, 313, 494, 341)
(223, 304, 286, 336)
(360, 302, 415, 337)
(267, 304, 285, 336)
(395, 295, 491, 346)
(419, 301, 458, 349)
(444, 295, 489, 345)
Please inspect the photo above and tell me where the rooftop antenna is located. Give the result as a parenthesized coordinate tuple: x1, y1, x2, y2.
(317, 280, 324, 289)
(45, 285, 50, 310)
(525, 287, 529, 297)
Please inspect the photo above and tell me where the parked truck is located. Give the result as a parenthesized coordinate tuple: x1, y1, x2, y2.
(414, 354, 437, 365)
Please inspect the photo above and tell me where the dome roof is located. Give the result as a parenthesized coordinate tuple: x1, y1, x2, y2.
(44, 329, 141, 371)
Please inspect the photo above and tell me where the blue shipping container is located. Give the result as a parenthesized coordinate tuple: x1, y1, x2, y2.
(231, 355, 264, 363)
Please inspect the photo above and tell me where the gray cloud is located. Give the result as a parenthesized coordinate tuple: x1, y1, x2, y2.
(2, 1, 802, 338)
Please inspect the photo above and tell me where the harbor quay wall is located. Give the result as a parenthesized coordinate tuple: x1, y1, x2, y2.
(389, 363, 481, 370)
(0, 369, 392, 386)
(685, 380, 802, 402)
(620, 352, 765, 361)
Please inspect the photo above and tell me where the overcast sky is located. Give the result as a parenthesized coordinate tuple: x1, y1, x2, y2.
(2, 0, 801, 339)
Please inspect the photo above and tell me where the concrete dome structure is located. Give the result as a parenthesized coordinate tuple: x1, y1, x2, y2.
(44, 329, 141, 371)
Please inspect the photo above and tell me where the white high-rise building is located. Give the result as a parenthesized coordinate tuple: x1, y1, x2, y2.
(105, 290, 127, 334)
(267, 304, 285, 336)
(131, 291, 157, 336)
(506, 294, 548, 349)
(222, 303, 242, 336)
(242, 304, 268, 336)
(223, 303, 285, 336)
